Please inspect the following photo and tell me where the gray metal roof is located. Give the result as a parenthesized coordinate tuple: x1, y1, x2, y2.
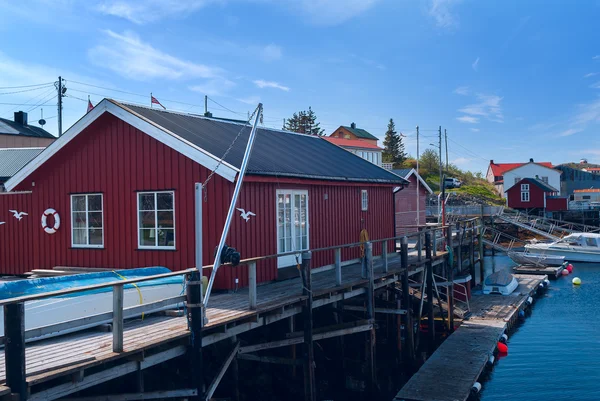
(122, 103, 408, 185)
(0, 118, 55, 138)
(391, 169, 412, 179)
(0, 148, 44, 180)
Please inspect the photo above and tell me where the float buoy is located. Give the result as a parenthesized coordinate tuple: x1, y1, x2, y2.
(487, 355, 495, 366)
(41, 208, 60, 234)
(500, 333, 509, 343)
(497, 342, 508, 354)
(567, 265, 573, 273)
(471, 382, 482, 394)
(544, 279, 550, 286)
(518, 310, 525, 318)
(526, 296, 533, 306)
(572, 277, 581, 285)
(562, 269, 570, 276)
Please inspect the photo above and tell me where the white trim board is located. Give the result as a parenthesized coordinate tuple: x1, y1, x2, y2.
(4, 99, 238, 191)
(393, 168, 433, 194)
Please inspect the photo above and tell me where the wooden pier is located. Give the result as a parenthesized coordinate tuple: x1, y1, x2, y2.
(394, 274, 546, 401)
(513, 264, 564, 279)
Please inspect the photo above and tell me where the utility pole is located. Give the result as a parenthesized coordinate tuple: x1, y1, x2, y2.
(438, 125, 443, 196)
(416, 125, 420, 226)
(444, 129, 449, 170)
(56, 76, 63, 137)
(204, 95, 208, 115)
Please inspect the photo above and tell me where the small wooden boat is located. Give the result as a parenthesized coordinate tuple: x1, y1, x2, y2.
(483, 269, 518, 296)
(508, 250, 565, 267)
(0, 267, 184, 342)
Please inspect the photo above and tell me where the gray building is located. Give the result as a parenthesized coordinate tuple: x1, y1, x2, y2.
(554, 165, 600, 198)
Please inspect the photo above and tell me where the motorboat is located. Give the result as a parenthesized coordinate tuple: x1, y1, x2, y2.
(507, 250, 565, 267)
(483, 269, 519, 295)
(0, 267, 185, 342)
(525, 233, 600, 263)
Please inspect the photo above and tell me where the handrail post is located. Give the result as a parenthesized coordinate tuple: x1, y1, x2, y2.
(382, 241, 388, 273)
(425, 232, 435, 350)
(4, 302, 26, 401)
(446, 224, 455, 332)
(400, 236, 414, 362)
(187, 270, 204, 400)
(249, 262, 257, 310)
(112, 284, 124, 353)
(365, 242, 377, 396)
(432, 229, 438, 257)
(334, 248, 342, 286)
(417, 227, 423, 262)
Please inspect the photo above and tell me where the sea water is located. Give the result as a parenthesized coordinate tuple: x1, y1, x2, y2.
(480, 256, 600, 401)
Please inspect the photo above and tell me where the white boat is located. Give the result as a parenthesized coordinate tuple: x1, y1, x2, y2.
(525, 233, 600, 263)
(483, 269, 519, 295)
(0, 267, 184, 342)
(508, 250, 565, 267)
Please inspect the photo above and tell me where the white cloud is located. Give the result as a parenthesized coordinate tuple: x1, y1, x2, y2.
(458, 93, 504, 123)
(293, 0, 379, 25)
(593, 55, 600, 60)
(260, 44, 283, 62)
(573, 97, 600, 126)
(236, 96, 261, 105)
(472, 57, 480, 72)
(456, 116, 479, 124)
(429, 0, 461, 29)
(584, 72, 598, 78)
(470, 128, 480, 132)
(88, 30, 223, 81)
(189, 78, 236, 96)
(452, 157, 471, 166)
(96, 0, 216, 24)
(253, 79, 290, 92)
(557, 128, 583, 137)
(453, 86, 469, 95)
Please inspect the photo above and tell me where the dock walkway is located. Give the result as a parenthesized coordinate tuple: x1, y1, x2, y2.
(394, 274, 545, 401)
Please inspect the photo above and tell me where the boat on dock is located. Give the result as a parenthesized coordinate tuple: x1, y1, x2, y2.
(0, 267, 184, 342)
(507, 250, 565, 267)
(525, 233, 600, 263)
(482, 269, 518, 295)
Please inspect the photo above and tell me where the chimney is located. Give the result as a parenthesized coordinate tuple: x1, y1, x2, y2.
(14, 111, 27, 126)
(350, 122, 356, 129)
(490, 159, 494, 164)
(529, 158, 534, 163)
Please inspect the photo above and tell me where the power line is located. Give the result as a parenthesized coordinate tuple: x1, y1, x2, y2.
(207, 97, 247, 116)
(0, 85, 54, 96)
(0, 82, 54, 90)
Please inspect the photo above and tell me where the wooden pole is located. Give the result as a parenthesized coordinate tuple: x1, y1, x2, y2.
(417, 227, 423, 262)
(301, 252, 316, 401)
(425, 232, 435, 350)
(478, 220, 485, 280)
(365, 242, 377, 396)
(456, 222, 463, 273)
(187, 270, 204, 400)
(446, 225, 455, 332)
(289, 316, 297, 377)
(469, 222, 476, 286)
(112, 284, 124, 353)
(334, 247, 342, 286)
(400, 237, 414, 362)
(231, 336, 239, 401)
(4, 303, 27, 401)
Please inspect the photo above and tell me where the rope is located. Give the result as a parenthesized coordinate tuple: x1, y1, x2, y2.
(359, 229, 369, 258)
(112, 271, 145, 320)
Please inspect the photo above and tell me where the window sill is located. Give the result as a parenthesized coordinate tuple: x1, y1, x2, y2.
(136, 247, 177, 252)
(70, 246, 105, 250)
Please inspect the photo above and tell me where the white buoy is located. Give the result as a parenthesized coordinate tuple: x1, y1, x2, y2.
(487, 355, 495, 366)
(526, 296, 533, 305)
(472, 382, 482, 394)
(544, 278, 550, 286)
(500, 334, 508, 343)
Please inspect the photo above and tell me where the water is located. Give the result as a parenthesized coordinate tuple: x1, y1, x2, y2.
(480, 256, 600, 401)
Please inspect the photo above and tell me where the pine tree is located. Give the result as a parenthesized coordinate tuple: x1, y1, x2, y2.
(382, 118, 406, 167)
(283, 107, 324, 136)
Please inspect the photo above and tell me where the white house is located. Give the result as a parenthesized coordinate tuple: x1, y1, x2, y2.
(502, 159, 560, 198)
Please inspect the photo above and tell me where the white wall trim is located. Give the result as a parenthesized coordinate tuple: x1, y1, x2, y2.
(394, 168, 433, 194)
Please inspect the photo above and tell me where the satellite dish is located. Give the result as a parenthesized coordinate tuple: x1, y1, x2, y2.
(39, 119, 46, 126)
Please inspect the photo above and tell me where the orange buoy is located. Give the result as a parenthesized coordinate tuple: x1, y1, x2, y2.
(562, 269, 570, 276)
(497, 342, 508, 354)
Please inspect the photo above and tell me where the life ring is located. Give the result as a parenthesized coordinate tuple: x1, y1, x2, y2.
(41, 209, 60, 234)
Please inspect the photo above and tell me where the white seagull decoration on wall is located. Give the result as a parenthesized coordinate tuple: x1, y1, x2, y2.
(236, 208, 256, 222)
(9, 210, 28, 221)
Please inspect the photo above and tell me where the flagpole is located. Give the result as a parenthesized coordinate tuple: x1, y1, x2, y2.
(150, 92, 153, 108)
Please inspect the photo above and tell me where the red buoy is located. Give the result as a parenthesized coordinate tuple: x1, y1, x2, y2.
(567, 264, 573, 273)
(497, 342, 508, 354)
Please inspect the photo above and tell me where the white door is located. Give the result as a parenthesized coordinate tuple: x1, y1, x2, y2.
(277, 190, 309, 268)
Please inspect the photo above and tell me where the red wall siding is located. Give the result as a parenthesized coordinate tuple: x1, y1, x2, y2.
(506, 182, 545, 209)
(546, 197, 568, 211)
(395, 175, 428, 235)
(1, 113, 395, 289)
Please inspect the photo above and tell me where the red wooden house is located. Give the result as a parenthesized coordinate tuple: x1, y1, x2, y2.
(391, 169, 432, 235)
(505, 177, 567, 212)
(0, 99, 407, 290)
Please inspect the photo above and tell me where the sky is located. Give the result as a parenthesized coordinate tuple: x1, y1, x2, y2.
(1, 0, 600, 174)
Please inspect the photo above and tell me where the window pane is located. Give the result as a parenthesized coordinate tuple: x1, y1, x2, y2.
(89, 229, 103, 245)
(279, 238, 285, 252)
(302, 235, 308, 249)
(157, 229, 175, 246)
(139, 211, 156, 228)
(139, 194, 155, 211)
(88, 212, 103, 228)
(73, 212, 87, 228)
(72, 196, 86, 212)
(140, 229, 156, 246)
(157, 193, 173, 210)
(88, 195, 102, 211)
(157, 211, 174, 228)
(73, 228, 88, 245)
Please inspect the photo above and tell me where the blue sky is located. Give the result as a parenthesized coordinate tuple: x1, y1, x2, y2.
(1, 0, 600, 174)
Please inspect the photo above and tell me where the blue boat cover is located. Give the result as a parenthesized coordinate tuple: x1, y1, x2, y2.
(0, 267, 184, 300)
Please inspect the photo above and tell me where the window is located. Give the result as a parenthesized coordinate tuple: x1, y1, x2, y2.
(138, 191, 175, 249)
(277, 190, 309, 268)
(583, 195, 591, 200)
(541, 176, 548, 184)
(521, 191, 530, 202)
(521, 184, 529, 191)
(71, 194, 103, 248)
(586, 237, 597, 247)
(361, 190, 368, 211)
(514, 177, 521, 184)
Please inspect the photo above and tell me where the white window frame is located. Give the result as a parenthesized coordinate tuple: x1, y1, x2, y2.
(541, 176, 548, 184)
(70, 193, 104, 248)
(137, 190, 176, 250)
(361, 189, 368, 211)
(514, 177, 521, 185)
(521, 184, 529, 191)
(276, 189, 309, 268)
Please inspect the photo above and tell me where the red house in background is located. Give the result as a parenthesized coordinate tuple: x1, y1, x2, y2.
(391, 169, 432, 235)
(505, 177, 567, 212)
(0, 99, 407, 290)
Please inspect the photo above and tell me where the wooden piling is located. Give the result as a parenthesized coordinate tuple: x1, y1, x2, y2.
(4, 303, 26, 401)
(365, 242, 377, 397)
(425, 232, 435, 350)
(231, 335, 240, 401)
(186, 270, 204, 400)
(446, 225, 455, 332)
(478, 220, 485, 279)
(469, 222, 476, 286)
(400, 236, 415, 362)
(301, 252, 316, 401)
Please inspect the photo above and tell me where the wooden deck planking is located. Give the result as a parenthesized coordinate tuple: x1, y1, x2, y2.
(395, 274, 544, 401)
(513, 265, 563, 279)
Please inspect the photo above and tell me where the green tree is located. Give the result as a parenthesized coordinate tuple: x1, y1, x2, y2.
(382, 118, 406, 167)
(283, 107, 324, 136)
(419, 148, 440, 175)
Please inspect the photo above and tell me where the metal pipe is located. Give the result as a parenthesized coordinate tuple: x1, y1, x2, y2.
(195, 183, 203, 303)
(204, 103, 263, 308)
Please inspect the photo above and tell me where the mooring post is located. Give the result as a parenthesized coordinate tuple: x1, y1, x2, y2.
(446, 225, 455, 332)
(478, 219, 485, 279)
(231, 335, 240, 401)
(112, 284, 124, 353)
(187, 270, 204, 400)
(4, 303, 26, 401)
(456, 222, 463, 272)
(469, 222, 476, 286)
(400, 236, 415, 362)
(425, 232, 435, 350)
(301, 252, 316, 401)
(382, 241, 389, 273)
(289, 316, 297, 377)
(417, 227, 423, 262)
(334, 247, 342, 286)
(248, 261, 257, 310)
(365, 242, 377, 396)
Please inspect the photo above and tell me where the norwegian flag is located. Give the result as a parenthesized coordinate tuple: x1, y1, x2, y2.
(151, 94, 166, 110)
(87, 97, 94, 113)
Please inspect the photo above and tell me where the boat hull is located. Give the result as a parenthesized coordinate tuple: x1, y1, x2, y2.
(508, 251, 565, 267)
(525, 244, 600, 263)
